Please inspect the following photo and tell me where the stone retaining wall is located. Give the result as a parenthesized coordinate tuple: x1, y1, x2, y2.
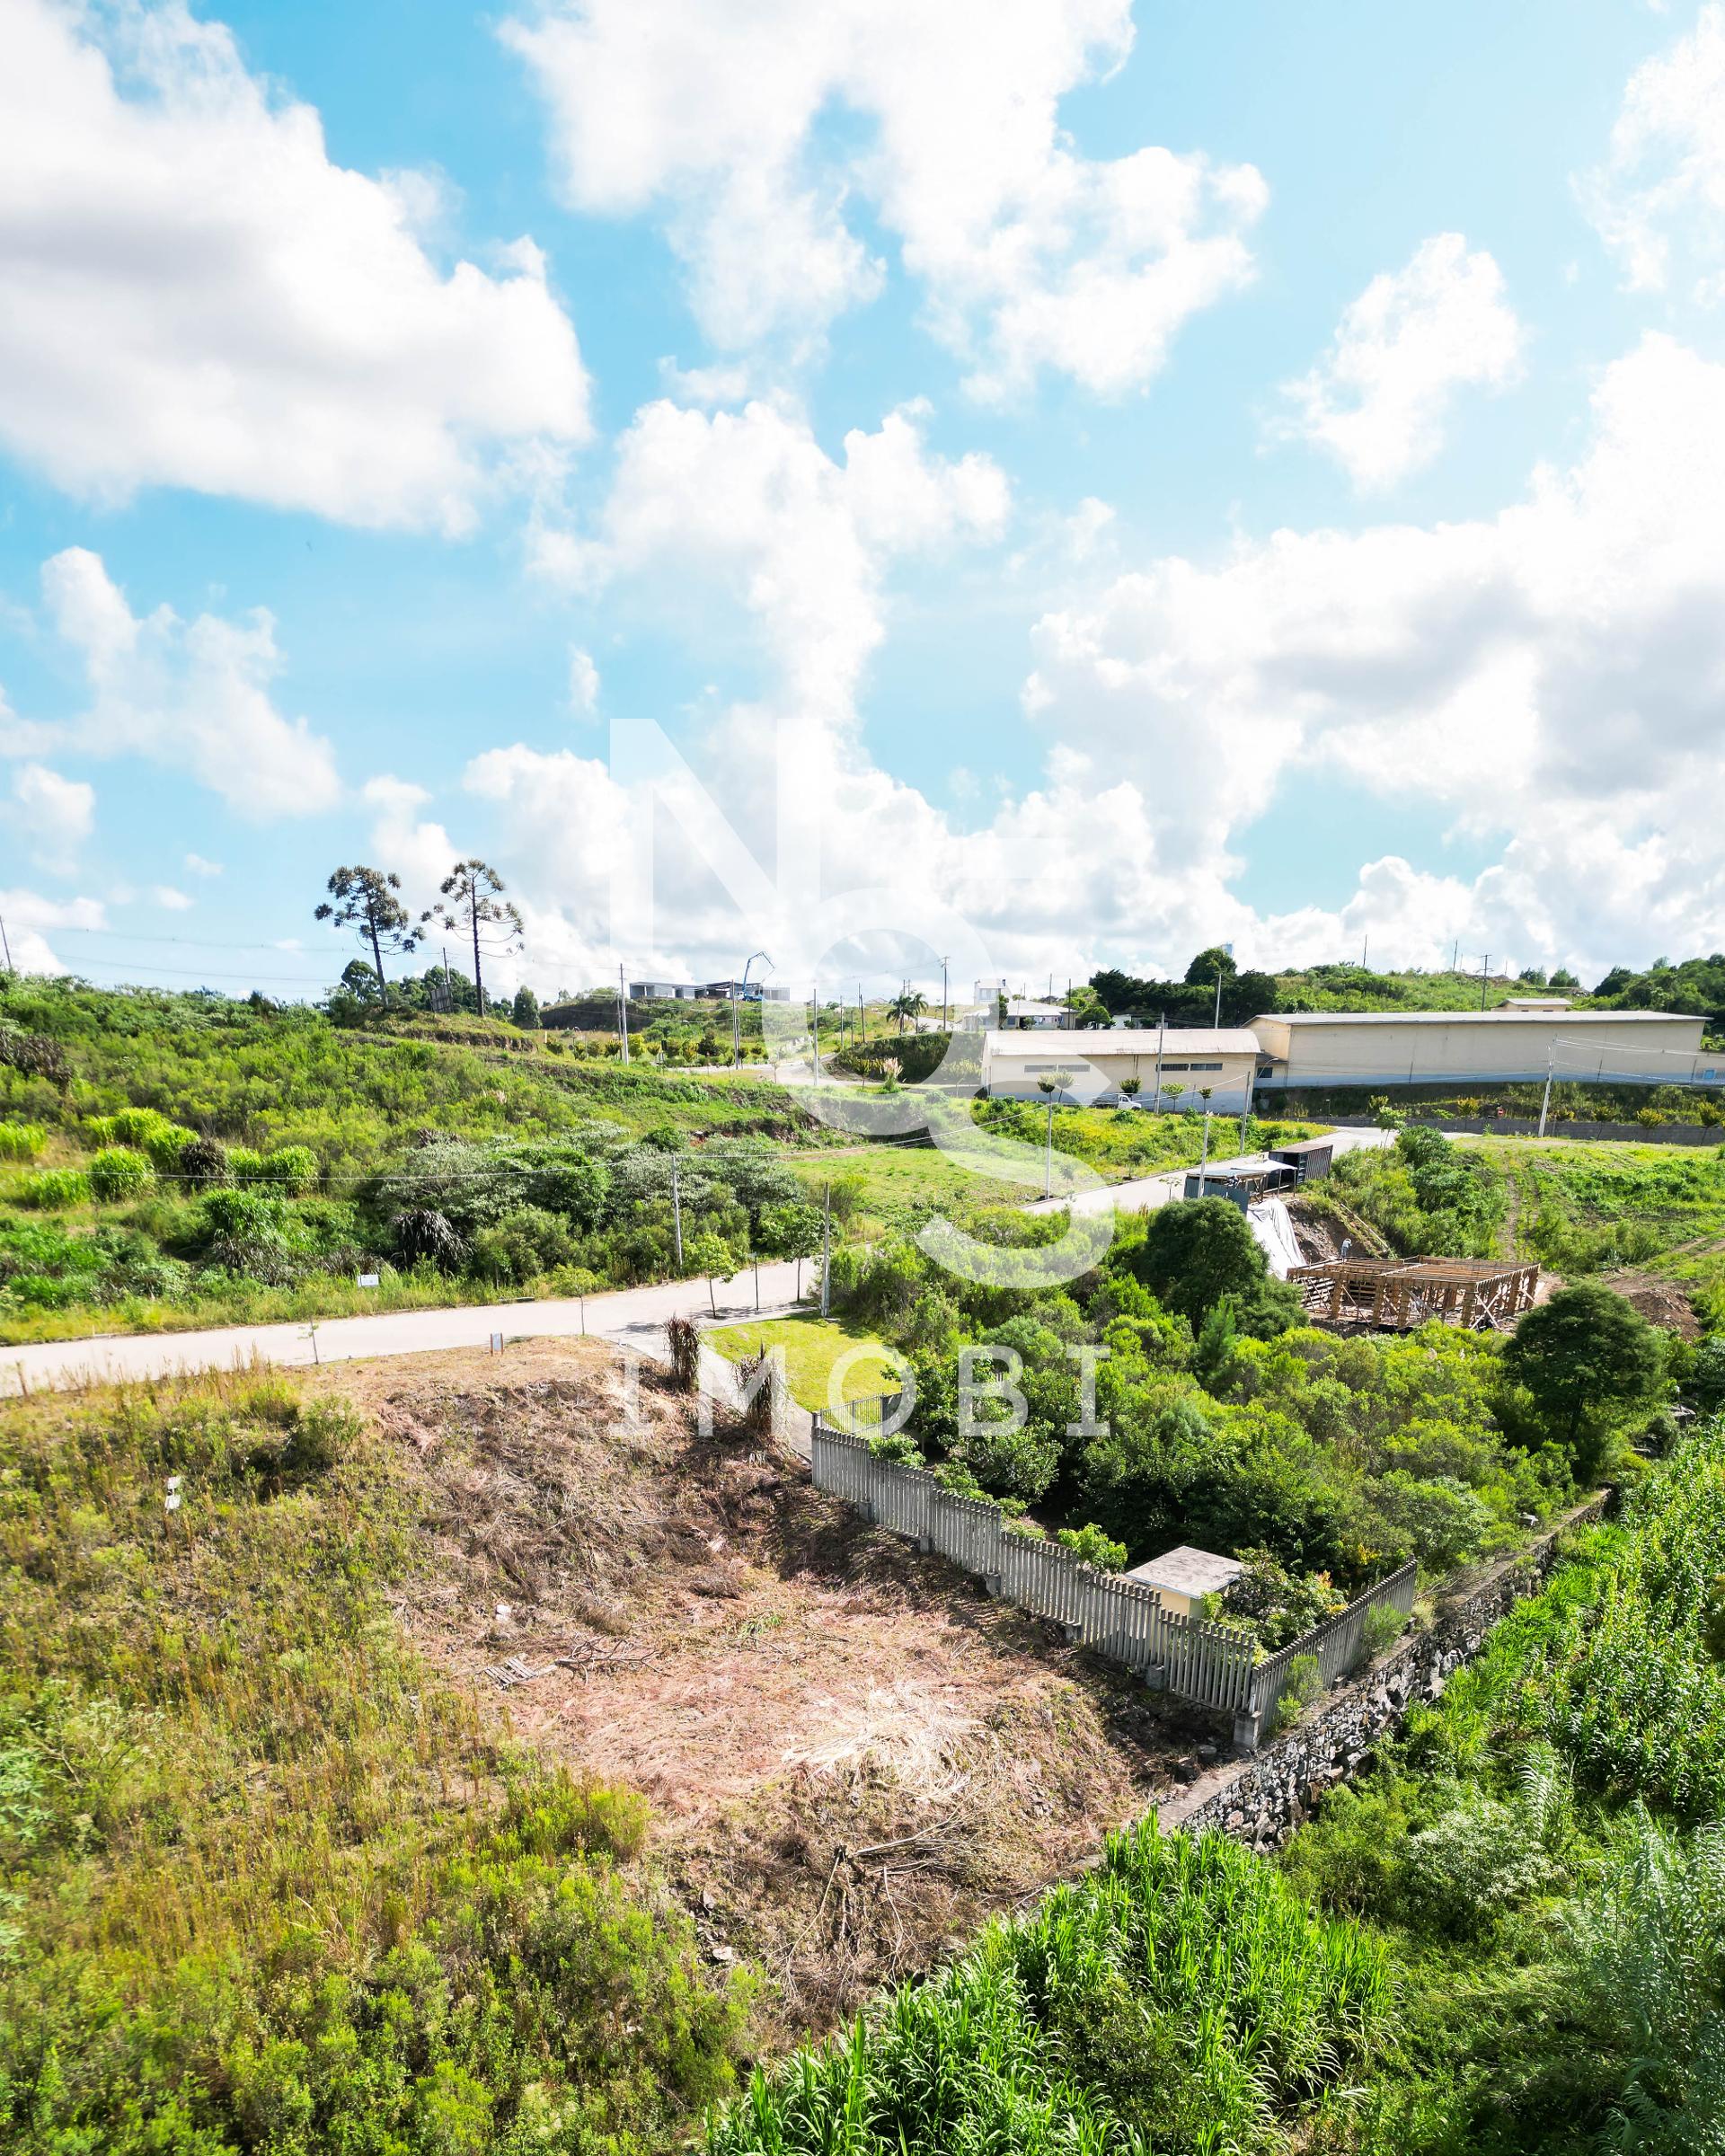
(1163, 1492, 1611, 1854)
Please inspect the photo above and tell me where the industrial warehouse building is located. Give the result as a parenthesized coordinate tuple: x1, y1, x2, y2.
(981, 1028, 1261, 1108)
(983, 1007, 1715, 1105)
(1250, 1009, 1712, 1091)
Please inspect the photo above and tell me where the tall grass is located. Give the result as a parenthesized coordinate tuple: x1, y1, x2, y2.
(710, 1816, 1388, 2154)
(0, 1372, 744, 2152)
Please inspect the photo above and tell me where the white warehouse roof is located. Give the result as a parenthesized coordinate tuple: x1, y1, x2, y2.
(1252, 1008, 1703, 1027)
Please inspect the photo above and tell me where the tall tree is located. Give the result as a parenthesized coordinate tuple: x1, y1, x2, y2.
(1502, 1283, 1667, 1479)
(421, 860, 522, 1019)
(314, 866, 420, 1008)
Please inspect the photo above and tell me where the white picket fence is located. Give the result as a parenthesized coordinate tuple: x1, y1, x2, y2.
(809, 1415, 1419, 1747)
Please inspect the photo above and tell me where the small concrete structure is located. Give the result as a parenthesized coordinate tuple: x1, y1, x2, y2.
(1268, 1135, 1336, 1182)
(1124, 1544, 1243, 1621)
(1182, 1160, 1296, 1209)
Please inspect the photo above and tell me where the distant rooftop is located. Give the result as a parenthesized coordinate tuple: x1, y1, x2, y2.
(1123, 1545, 1243, 1599)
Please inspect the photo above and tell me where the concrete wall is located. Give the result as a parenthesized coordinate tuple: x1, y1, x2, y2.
(1164, 1493, 1610, 1854)
(1253, 1012, 1709, 1091)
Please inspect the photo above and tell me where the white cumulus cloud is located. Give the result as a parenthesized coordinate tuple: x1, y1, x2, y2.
(10, 761, 94, 871)
(1279, 234, 1525, 490)
(567, 647, 600, 717)
(503, 0, 1264, 398)
(1, 550, 341, 818)
(1584, 2, 1725, 300)
(536, 398, 1010, 723)
(0, 0, 590, 528)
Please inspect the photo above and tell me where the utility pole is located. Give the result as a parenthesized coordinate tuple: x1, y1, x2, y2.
(1044, 1094, 1055, 1198)
(2, 910, 16, 974)
(671, 1160, 684, 1267)
(941, 955, 949, 1029)
(618, 964, 631, 1063)
(858, 984, 865, 1043)
(1452, 937, 1461, 973)
(1153, 1012, 1166, 1113)
(1361, 933, 1368, 969)
(1480, 954, 1491, 1012)
(811, 976, 820, 1081)
(1538, 1042, 1554, 1138)
(819, 1183, 832, 1316)
(1214, 969, 1224, 1028)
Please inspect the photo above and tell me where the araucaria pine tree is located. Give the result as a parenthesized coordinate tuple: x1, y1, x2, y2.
(421, 861, 522, 1019)
(314, 866, 420, 1008)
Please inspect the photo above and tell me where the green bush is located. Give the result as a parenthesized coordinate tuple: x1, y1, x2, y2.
(87, 1146, 155, 1204)
(1273, 1652, 1324, 1730)
(258, 1144, 318, 1195)
(0, 1122, 46, 1162)
(18, 1168, 88, 1211)
(1055, 1521, 1128, 1571)
(1356, 1598, 1408, 1667)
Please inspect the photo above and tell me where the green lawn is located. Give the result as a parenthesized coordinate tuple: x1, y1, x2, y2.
(1466, 1135, 1725, 1302)
(705, 1312, 907, 1418)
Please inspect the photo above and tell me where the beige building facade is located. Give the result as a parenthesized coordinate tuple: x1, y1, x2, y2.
(1251, 1009, 1712, 1091)
(982, 1028, 1261, 1109)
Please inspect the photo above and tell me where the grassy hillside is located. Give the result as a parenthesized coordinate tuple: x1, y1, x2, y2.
(0, 1365, 746, 2152)
(0, 979, 839, 1344)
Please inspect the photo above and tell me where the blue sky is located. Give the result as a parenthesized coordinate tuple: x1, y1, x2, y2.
(2, 0, 1723, 1001)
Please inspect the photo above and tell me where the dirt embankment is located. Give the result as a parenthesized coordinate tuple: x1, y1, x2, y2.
(318, 1341, 1205, 2039)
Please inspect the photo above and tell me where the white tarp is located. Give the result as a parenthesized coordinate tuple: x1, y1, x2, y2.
(1247, 1196, 1304, 1278)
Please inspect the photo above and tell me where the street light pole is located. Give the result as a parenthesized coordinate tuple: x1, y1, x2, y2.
(733, 949, 771, 1068)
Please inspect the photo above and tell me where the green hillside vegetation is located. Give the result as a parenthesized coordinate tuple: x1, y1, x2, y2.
(0, 979, 841, 1343)
(0, 1372, 745, 2153)
(714, 1418, 1725, 2155)
(825, 1197, 1664, 1625)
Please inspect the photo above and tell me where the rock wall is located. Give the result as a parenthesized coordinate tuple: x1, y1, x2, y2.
(1165, 1494, 1611, 1854)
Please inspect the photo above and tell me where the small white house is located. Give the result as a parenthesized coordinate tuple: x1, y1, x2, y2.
(1002, 999, 1067, 1029)
(1123, 1545, 1243, 1621)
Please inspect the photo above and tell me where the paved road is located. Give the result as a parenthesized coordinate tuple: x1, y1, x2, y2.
(1, 1261, 807, 1398)
(1023, 1124, 1395, 1217)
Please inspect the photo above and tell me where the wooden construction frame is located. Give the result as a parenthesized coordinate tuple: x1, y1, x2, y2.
(1287, 1255, 1539, 1332)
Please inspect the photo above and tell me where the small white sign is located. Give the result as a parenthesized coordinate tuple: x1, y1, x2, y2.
(490, 1331, 505, 1355)
(356, 1273, 380, 1288)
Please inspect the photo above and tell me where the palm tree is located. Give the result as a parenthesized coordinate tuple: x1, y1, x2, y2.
(888, 989, 927, 1036)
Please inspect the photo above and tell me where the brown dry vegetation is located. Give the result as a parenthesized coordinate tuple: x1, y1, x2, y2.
(314, 1339, 1203, 2037)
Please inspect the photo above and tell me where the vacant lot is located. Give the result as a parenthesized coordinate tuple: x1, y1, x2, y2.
(322, 1339, 1198, 2035)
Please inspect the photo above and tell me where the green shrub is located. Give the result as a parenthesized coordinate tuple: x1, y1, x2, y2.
(87, 1146, 155, 1203)
(1273, 1653, 1324, 1730)
(258, 1144, 318, 1195)
(18, 1168, 88, 1211)
(1355, 1598, 1408, 1668)
(0, 1122, 46, 1162)
(140, 1123, 196, 1171)
(1055, 1521, 1128, 1571)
